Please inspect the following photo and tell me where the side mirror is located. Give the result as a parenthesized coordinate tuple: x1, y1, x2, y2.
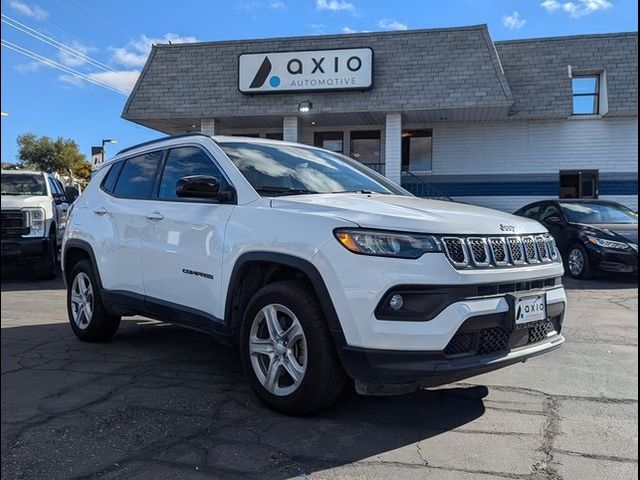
(176, 175, 231, 201)
(65, 186, 79, 204)
(545, 216, 562, 225)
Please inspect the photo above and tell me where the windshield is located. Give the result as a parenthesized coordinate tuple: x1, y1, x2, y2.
(560, 202, 638, 224)
(218, 142, 406, 196)
(1, 173, 46, 196)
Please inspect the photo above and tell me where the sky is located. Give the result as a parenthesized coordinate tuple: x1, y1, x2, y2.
(1, 0, 638, 164)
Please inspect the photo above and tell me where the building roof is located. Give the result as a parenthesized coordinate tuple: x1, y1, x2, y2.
(122, 26, 638, 133)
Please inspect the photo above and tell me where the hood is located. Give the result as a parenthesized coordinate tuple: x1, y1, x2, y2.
(575, 222, 638, 244)
(0, 195, 48, 210)
(271, 193, 545, 235)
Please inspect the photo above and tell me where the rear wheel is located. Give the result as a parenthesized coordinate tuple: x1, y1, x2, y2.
(67, 260, 120, 341)
(240, 280, 347, 415)
(567, 244, 592, 280)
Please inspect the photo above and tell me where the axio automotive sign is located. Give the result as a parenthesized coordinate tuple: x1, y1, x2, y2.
(238, 48, 373, 94)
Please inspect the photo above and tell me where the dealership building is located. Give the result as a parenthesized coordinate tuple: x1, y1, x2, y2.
(122, 25, 638, 211)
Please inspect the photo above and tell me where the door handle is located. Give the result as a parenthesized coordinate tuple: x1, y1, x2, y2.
(93, 207, 108, 215)
(145, 211, 164, 221)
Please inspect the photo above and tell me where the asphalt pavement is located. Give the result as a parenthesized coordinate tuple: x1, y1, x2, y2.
(1, 271, 637, 479)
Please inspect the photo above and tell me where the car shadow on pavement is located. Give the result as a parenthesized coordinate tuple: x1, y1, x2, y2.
(1, 317, 488, 479)
(0, 267, 65, 291)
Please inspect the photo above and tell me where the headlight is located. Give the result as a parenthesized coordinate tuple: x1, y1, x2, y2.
(586, 235, 630, 250)
(629, 243, 638, 252)
(22, 207, 46, 238)
(334, 229, 441, 259)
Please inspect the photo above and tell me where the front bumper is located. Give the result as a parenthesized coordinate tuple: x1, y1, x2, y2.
(1, 237, 48, 259)
(587, 245, 638, 274)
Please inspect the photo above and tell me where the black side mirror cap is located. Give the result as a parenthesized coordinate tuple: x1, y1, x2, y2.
(176, 175, 233, 202)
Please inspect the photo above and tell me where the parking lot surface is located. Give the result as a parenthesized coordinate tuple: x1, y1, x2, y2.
(1, 273, 638, 479)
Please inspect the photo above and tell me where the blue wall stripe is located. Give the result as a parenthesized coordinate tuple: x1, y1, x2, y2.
(402, 180, 638, 197)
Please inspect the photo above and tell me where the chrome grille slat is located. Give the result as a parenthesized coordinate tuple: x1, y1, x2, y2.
(488, 237, 509, 266)
(467, 237, 490, 267)
(442, 237, 468, 267)
(535, 235, 550, 262)
(521, 236, 539, 263)
(507, 236, 526, 264)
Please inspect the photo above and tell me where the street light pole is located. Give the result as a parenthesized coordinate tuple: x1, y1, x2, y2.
(101, 138, 118, 166)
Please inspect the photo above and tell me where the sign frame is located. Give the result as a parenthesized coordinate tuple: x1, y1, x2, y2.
(238, 46, 374, 95)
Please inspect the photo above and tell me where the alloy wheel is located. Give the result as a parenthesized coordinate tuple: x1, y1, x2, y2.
(568, 248, 585, 277)
(248, 303, 307, 396)
(70, 272, 94, 330)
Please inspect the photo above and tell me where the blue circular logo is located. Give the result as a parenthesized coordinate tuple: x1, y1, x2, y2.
(269, 75, 281, 88)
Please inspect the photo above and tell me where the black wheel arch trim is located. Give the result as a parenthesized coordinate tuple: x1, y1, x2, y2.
(62, 239, 104, 290)
(225, 251, 348, 347)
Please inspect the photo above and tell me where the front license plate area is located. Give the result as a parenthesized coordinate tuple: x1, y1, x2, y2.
(513, 294, 546, 326)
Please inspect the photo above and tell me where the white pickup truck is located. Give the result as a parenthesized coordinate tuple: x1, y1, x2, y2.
(1, 170, 77, 278)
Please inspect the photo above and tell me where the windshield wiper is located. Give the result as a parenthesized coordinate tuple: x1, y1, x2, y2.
(328, 189, 388, 194)
(254, 186, 319, 196)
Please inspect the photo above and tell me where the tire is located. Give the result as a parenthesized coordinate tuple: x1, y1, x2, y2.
(34, 232, 57, 280)
(240, 280, 347, 415)
(67, 259, 121, 342)
(567, 244, 592, 280)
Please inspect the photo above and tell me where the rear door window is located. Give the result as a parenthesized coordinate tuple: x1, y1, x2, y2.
(113, 152, 162, 199)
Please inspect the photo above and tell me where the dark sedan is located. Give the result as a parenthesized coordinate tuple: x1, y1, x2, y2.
(515, 200, 638, 279)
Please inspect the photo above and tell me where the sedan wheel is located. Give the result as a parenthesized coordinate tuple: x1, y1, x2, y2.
(249, 303, 308, 397)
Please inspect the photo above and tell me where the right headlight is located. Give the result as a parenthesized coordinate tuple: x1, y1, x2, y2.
(22, 207, 46, 238)
(334, 229, 441, 259)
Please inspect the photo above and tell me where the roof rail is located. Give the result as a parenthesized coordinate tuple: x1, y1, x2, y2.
(116, 132, 210, 156)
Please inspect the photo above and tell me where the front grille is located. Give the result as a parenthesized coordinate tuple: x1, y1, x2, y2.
(438, 234, 560, 269)
(478, 328, 510, 354)
(442, 237, 467, 265)
(528, 320, 554, 344)
(1, 210, 29, 238)
(444, 332, 474, 356)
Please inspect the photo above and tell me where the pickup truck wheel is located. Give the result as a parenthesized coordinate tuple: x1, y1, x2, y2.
(240, 280, 346, 415)
(67, 260, 121, 342)
(34, 232, 57, 280)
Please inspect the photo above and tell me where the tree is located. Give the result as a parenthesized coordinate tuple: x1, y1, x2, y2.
(17, 133, 92, 182)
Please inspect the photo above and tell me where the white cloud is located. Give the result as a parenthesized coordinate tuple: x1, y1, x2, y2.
(270, 1, 285, 8)
(540, 0, 612, 18)
(15, 61, 41, 73)
(378, 19, 408, 31)
(309, 23, 327, 34)
(502, 11, 526, 30)
(316, 0, 355, 13)
(341, 26, 357, 33)
(111, 33, 198, 68)
(59, 70, 140, 94)
(8, 0, 48, 20)
(57, 41, 95, 67)
(541, 0, 562, 10)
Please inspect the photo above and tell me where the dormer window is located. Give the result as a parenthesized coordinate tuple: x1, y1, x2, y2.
(572, 75, 600, 115)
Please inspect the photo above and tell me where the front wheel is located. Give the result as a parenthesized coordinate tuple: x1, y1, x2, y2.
(34, 232, 57, 280)
(567, 244, 592, 280)
(240, 280, 347, 415)
(67, 260, 121, 342)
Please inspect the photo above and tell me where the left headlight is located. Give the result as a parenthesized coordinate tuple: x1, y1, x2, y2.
(586, 235, 631, 250)
(334, 229, 441, 259)
(22, 207, 46, 238)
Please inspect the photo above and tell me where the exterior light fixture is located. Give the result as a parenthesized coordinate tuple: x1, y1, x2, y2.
(298, 101, 312, 113)
(101, 138, 118, 164)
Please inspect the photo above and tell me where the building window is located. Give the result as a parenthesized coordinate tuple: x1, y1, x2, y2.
(560, 170, 599, 199)
(401, 130, 432, 172)
(350, 130, 382, 173)
(314, 131, 344, 153)
(572, 75, 600, 115)
(265, 132, 283, 140)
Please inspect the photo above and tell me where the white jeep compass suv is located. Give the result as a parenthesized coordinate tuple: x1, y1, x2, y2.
(62, 134, 566, 415)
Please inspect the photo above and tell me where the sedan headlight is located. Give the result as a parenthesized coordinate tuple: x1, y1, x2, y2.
(586, 235, 630, 250)
(22, 207, 46, 238)
(334, 229, 441, 259)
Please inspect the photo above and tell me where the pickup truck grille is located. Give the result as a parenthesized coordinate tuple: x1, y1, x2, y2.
(440, 234, 559, 269)
(1, 210, 29, 238)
